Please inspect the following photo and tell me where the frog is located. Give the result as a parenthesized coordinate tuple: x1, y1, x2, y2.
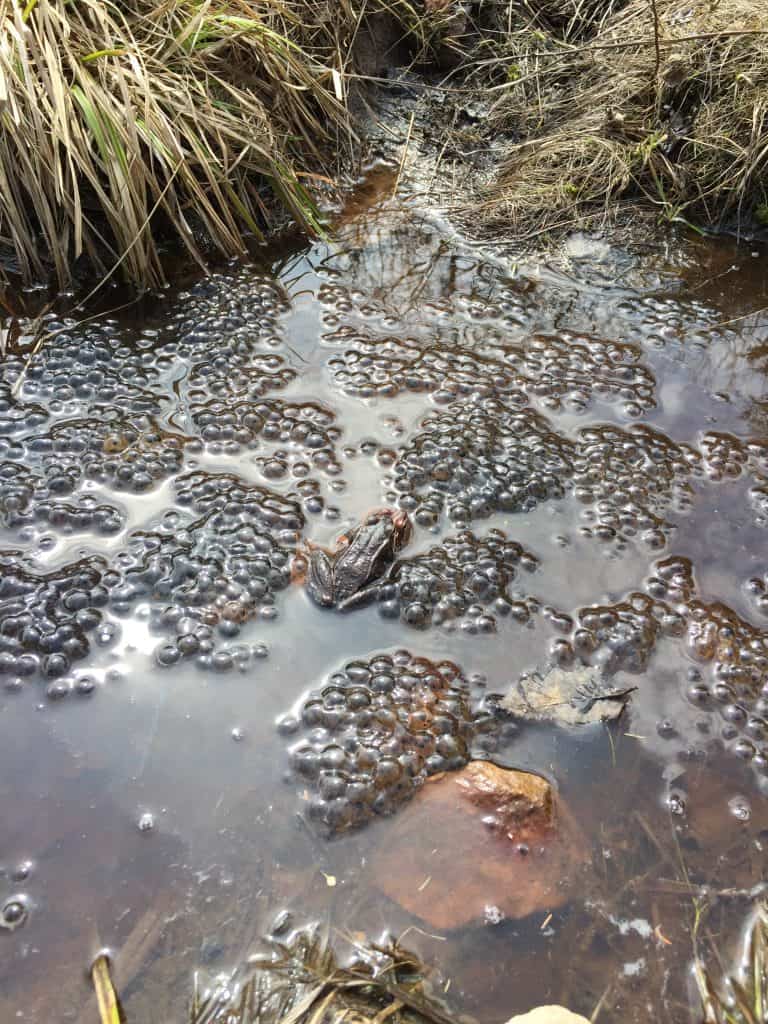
(298, 508, 412, 610)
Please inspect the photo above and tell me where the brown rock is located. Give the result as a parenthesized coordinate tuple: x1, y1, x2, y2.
(371, 761, 590, 930)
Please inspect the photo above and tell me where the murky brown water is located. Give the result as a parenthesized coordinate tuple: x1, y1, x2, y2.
(1, 170, 768, 1022)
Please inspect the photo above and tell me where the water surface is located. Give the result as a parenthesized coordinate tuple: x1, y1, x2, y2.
(1, 174, 768, 1022)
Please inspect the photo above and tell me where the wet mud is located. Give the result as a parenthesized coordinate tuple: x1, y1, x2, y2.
(0, 173, 767, 1022)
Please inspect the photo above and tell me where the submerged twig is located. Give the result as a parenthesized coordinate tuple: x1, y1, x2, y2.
(392, 113, 417, 198)
(189, 928, 462, 1024)
(693, 902, 768, 1024)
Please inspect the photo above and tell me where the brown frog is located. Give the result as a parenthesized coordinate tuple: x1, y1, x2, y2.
(298, 509, 412, 610)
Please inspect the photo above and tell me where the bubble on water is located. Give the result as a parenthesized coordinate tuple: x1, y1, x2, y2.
(11, 861, 33, 883)
(483, 904, 505, 926)
(137, 812, 155, 833)
(0, 897, 28, 930)
(231, 727, 245, 742)
(728, 795, 751, 822)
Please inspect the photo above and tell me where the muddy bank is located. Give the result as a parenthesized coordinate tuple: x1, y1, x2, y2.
(357, 1, 768, 245)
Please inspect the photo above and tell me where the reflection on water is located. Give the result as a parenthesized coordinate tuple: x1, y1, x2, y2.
(1, 171, 768, 1022)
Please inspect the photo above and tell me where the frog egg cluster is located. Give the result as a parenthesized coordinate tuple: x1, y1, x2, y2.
(388, 398, 574, 526)
(103, 472, 302, 668)
(284, 651, 489, 833)
(0, 460, 125, 538)
(2, 320, 165, 415)
(326, 330, 656, 417)
(562, 556, 768, 779)
(699, 431, 768, 482)
(317, 279, 415, 329)
(0, 383, 49, 437)
(1, 419, 188, 528)
(327, 334, 524, 404)
(699, 432, 768, 529)
(572, 423, 699, 548)
(189, 399, 341, 474)
(187, 354, 296, 403)
(505, 331, 656, 417)
(47, 420, 188, 494)
(0, 264, 301, 695)
(553, 556, 695, 674)
(0, 552, 108, 690)
(316, 256, 536, 336)
(376, 528, 540, 633)
(158, 270, 290, 360)
(568, 594, 662, 675)
(388, 396, 702, 549)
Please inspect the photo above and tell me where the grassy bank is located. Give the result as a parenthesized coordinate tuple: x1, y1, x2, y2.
(2, 0, 766, 289)
(0, 0, 363, 287)
(471, 0, 768, 240)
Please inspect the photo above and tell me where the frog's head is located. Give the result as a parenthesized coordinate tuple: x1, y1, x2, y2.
(388, 508, 412, 550)
(360, 507, 412, 551)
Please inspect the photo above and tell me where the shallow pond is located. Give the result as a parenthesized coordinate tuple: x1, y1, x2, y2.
(1, 171, 768, 1022)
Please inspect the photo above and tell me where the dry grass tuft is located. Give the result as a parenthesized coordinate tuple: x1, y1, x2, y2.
(188, 927, 459, 1024)
(0, 0, 363, 288)
(472, 0, 768, 239)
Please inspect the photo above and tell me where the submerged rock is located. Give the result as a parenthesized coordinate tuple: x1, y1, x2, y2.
(502, 666, 635, 726)
(372, 761, 589, 929)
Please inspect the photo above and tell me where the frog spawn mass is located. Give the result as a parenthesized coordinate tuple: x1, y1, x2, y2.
(1, 322, 165, 417)
(375, 528, 541, 632)
(283, 651, 495, 834)
(189, 397, 342, 479)
(0, 552, 109, 696)
(106, 472, 303, 671)
(326, 329, 656, 417)
(386, 396, 699, 546)
(534, 556, 768, 783)
(0, 267, 323, 695)
(0, 267, 296, 537)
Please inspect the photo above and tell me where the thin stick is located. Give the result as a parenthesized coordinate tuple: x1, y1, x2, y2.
(486, 28, 768, 94)
(649, 0, 661, 82)
(392, 113, 416, 198)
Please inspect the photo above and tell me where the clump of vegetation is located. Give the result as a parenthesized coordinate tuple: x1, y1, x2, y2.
(0, 0, 361, 288)
(188, 928, 458, 1024)
(473, 0, 768, 239)
(694, 901, 768, 1024)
